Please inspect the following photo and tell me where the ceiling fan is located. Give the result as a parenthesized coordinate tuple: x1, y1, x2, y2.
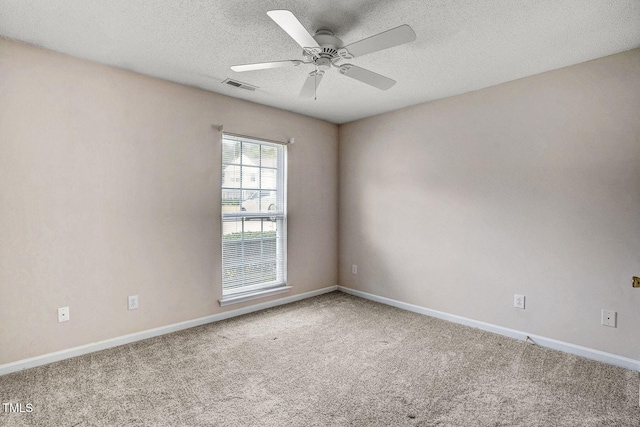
(230, 10, 416, 98)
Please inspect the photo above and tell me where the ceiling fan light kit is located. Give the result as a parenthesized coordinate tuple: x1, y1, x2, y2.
(230, 10, 416, 98)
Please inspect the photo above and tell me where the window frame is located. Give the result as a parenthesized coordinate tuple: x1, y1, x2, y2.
(219, 133, 289, 306)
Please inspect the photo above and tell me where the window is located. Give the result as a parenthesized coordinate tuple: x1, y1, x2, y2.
(220, 134, 289, 305)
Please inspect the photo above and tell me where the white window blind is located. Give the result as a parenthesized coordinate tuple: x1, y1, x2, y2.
(221, 134, 287, 303)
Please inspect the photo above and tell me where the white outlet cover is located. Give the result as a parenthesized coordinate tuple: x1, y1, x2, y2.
(601, 309, 616, 327)
(351, 265, 357, 275)
(128, 295, 138, 310)
(514, 294, 525, 309)
(58, 306, 69, 322)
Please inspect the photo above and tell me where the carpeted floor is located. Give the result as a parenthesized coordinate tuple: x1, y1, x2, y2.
(1, 291, 638, 426)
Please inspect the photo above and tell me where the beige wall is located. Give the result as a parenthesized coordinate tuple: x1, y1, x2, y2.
(339, 49, 640, 360)
(0, 39, 338, 364)
(2, 36, 638, 367)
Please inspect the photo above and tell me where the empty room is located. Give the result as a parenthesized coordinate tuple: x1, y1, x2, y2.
(1, 1, 639, 425)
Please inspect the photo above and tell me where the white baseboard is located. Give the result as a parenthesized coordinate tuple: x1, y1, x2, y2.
(338, 286, 640, 372)
(0, 285, 338, 377)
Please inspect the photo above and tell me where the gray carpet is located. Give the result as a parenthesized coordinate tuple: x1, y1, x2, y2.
(1, 291, 638, 426)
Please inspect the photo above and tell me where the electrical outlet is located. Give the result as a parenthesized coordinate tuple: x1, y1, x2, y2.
(601, 309, 616, 327)
(514, 294, 525, 309)
(58, 307, 69, 322)
(633, 276, 640, 288)
(351, 264, 357, 275)
(128, 295, 138, 310)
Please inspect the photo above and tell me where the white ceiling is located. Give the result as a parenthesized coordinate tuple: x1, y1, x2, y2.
(1, 0, 639, 124)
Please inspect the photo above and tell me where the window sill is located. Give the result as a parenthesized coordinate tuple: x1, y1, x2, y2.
(219, 285, 292, 307)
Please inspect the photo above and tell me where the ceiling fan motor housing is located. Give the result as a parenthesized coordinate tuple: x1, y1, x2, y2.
(313, 29, 343, 49)
(304, 30, 344, 69)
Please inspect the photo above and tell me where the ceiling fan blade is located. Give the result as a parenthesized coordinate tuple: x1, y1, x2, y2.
(267, 10, 319, 49)
(343, 25, 416, 58)
(231, 60, 303, 72)
(339, 64, 396, 90)
(299, 71, 324, 98)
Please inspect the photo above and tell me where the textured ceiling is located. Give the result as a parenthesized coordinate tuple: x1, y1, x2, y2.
(1, 0, 640, 124)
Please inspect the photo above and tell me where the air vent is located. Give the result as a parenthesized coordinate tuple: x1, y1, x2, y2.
(222, 78, 257, 91)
